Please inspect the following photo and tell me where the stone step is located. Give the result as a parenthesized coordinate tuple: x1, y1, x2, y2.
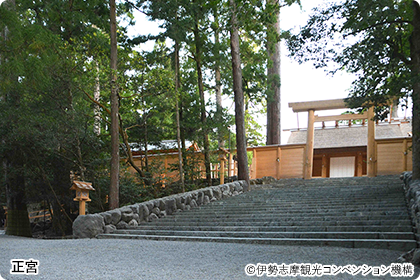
(172, 208, 409, 217)
(191, 207, 407, 215)
(182, 203, 408, 211)
(199, 196, 406, 203)
(112, 229, 415, 240)
(208, 198, 406, 205)
(150, 219, 411, 227)
(208, 196, 406, 204)
(97, 233, 416, 251)
(131, 225, 413, 233)
(101, 175, 414, 251)
(157, 214, 410, 223)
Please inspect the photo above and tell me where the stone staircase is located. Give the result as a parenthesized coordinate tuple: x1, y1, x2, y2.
(97, 176, 417, 251)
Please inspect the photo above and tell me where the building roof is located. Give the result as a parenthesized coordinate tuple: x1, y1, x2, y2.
(131, 140, 197, 152)
(287, 120, 412, 149)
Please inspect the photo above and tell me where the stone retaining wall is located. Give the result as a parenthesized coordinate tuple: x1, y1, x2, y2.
(401, 172, 420, 236)
(399, 172, 420, 263)
(73, 180, 248, 238)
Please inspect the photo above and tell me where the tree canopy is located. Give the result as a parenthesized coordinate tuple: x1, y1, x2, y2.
(1, 0, 294, 236)
(287, 0, 420, 178)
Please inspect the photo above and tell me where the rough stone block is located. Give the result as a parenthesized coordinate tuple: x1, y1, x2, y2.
(104, 224, 116, 234)
(116, 220, 128, 229)
(148, 213, 159, 222)
(212, 188, 222, 200)
(145, 201, 154, 212)
(139, 204, 149, 220)
(228, 182, 237, 192)
(222, 190, 230, 198)
(73, 214, 105, 238)
(235, 181, 245, 192)
(120, 207, 133, 214)
(108, 209, 121, 225)
(185, 194, 192, 205)
(175, 196, 183, 209)
(190, 199, 198, 209)
(129, 204, 139, 214)
(132, 213, 140, 223)
(158, 199, 166, 211)
(412, 249, 420, 265)
(99, 212, 112, 225)
(121, 212, 134, 223)
(164, 198, 176, 215)
(128, 219, 138, 227)
(203, 188, 213, 199)
(151, 207, 161, 216)
(203, 195, 210, 205)
(197, 192, 204, 206)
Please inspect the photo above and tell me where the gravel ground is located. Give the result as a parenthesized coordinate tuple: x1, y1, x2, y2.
(1, 233, 419, 280)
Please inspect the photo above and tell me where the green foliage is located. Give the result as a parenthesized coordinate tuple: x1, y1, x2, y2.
(287, 0, 414, 118)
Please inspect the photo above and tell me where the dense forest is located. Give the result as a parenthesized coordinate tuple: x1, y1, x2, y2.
(0, 0, 299, 236)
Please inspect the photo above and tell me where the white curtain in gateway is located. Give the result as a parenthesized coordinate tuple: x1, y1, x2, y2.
(330, 157, 355, 178)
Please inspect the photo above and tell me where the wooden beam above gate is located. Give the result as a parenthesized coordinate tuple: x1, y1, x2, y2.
(314, 112, 368, 123)
(289, 98, 347, 113)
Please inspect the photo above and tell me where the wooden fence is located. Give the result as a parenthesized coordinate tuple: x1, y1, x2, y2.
(376, 137, 412, 176)
(127, 137, 412, 181)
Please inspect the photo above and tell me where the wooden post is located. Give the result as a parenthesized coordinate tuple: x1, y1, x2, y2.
(276, 146, 281, 179)
(304, 109, 315, 179)
(220, 156, 225, 184)
(367, 106, 376, 177)
(229, 153, 233, 178)
(253, 149, 257, 179)
(403, 138, 408, 172)
(79, 200, 86, 216)
(357, 152, 363, 177)
(321, 154, 328, 178)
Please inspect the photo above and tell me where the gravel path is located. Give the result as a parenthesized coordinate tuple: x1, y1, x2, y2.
(1, 233, 419, 280)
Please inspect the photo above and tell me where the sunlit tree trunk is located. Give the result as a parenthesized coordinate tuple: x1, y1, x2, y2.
(266, 0, 281, 145)
(229, 0, 249, 189)
(109, 0, 119, 209)
(175, 41, 185, 191)
(193, 16, 212, 186)
(94, 61, 101, 135)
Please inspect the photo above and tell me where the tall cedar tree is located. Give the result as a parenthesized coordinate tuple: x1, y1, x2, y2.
(109, 0, 120, 209)
(266, 0, 301, 145)
(229, 0, 250, 187)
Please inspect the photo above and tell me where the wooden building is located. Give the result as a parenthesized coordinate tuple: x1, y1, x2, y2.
(127, 99, 413, 181)
(247, 98, 412, 180)
(286, 122, 412, 178)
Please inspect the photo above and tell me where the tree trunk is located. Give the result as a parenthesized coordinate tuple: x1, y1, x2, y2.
(109, 0, 119, 209)
(51, 156, 72, 235)
(266, 0, 281, 145)
(229, 0, 249, 189)
(175, 41, 185, 191)
(411, 1, 420, 180)
(94, 61, 101, 135)
(214, 9, 224, 149)
(5, 149, 32, 237)
(193, 21, 212, 186)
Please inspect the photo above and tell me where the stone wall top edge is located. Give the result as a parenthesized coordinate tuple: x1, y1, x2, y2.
(95, 180, 246, 216)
